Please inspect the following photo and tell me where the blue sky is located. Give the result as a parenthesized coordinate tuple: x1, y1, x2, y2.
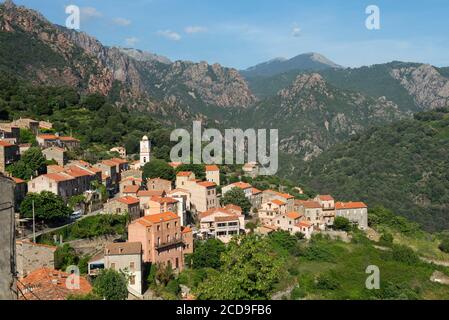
(11, 0, 449, 69)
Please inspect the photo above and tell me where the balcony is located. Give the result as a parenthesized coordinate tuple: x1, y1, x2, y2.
(155, 238, 185, 250)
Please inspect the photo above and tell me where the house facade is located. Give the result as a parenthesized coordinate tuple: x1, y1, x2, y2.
(104, 242, 143, 296)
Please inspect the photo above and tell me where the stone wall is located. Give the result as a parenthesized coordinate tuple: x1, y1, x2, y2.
(0, 174, 16, 300)
(15, 241, 56, 277)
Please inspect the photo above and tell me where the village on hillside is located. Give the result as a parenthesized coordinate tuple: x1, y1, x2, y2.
(1, 118, 368, 300)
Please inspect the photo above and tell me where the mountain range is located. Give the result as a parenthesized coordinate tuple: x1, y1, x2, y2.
(1, 1, 449, 230)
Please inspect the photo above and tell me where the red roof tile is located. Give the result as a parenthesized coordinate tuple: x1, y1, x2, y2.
(335, 202, 367, 209)
(205, 165, 220, 172)
(116, 196, 140, 205)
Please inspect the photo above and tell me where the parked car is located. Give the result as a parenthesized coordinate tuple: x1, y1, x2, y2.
(71, 210, 83, 220)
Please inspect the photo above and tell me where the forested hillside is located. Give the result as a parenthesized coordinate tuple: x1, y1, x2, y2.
(298, 108, 449, 232)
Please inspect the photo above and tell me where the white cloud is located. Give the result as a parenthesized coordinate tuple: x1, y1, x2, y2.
(292, 24, 301, 37)
(157, 30, 182, 41)
(185, 26, 208, 34)
(125, 37, 139, 46)
(80, 7, 102, 20)
(113, 18, 132, 26)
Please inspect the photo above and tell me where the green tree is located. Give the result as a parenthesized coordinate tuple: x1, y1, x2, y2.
(192, 239, 226, 269)
(195, 235, 283, 300)
(155, 263, 175, 287)
(19, 128, 36, 144)
(94, 269, 128, 300)
(142, 159, 175, 181)
(379, 232, 394, 247)
(7, 147, 47, 180)
(54, 244, 79, 271)
(333, 217, 352, 232)
(20, 192, 71, 222)
(220, 187, 252, 215)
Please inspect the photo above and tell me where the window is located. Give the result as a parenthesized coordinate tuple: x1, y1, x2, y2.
(129, 275, 135, 285)
(166, 223, 170, 229)
(130, 262, 135, 271)
(157, 225, 160, 232)
(110, 263, 116, 270)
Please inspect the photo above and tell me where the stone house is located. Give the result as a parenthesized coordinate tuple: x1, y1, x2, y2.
(198, 208, 244, 243)
(42, 147, 67, 167)
(258, 199, 287, 225)
(205, 165, 220, 186)
(184, 180, 218, 213)
(104, 196, 140, 221)
(145, 196, 179, 216)
(36, 134, 60, 149)
(242, 162, 260, 178)
(94, 160, 119, 195)
(167, 188, 191, 226)
(136, 190, 166, 213)
(104, 242, 143, 296)
(10, 118, 39, 135)
(273, 212, 303, 234)
(175, 171, 195, 188)
(0, 140, 20, 173)
(128, 212, 193, 271)
(147, 178, 172, 193)
(122, 184, 141, 198)
(12, 177, 27, 211)
(314, 195, 336, 226)
(28, 173, 78, 202)
(335, 202, 368, 230)
(295, 200, 323, 229)
(262, 190, 295, 212)
(0, 123, 20, 143)
(59, 136, 80, 150)
(110, 147, 127, 158)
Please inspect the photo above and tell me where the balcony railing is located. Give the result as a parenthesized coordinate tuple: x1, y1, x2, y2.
(155, 238, 185, 250)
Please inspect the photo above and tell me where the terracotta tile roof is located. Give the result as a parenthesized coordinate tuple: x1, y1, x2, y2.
(123, 176, 143, 183)
(147, 177, 171, 183)
(271, 199, 286, 206)
(59, 136, 80, 142)
(37, 134, 58, 140)
(197, 181, 216, 188)
(18, 268, 92, 300)
(230, 182, 252, 190)
(287, 212, 303, 220)
(47, 165, 64, 172)
(150, 196, 178, 204)
(223, 204, 243, 213)
(105, 242, 142, 256)
(251, 187, 262, 195)
(335, 202, 367, 209)
(12, 177, 25, 184)
(0, 140, 13, 147)
(136, 212, 179, 225)
(297, 221, 313, 228)
(109, 158, 128, 165)
(317, 195, 334, 201)
(137, 190, 165, 197)
(168, 188, 189, 194)
(116, 196, 140, 205)
(44, 173, 74, 182)
(177, 171, 193, 177)
(65, 166, 93, 178)
(181, 226, 192, 234)
(264, 189, 294, 199)
(215, 215, 240, 223)
(199, 208, 235, 220)
(205, 165, 220, 172)
(101, 160, 119, 167)
(123, 185, 140, 193)
(296, 200, 322, 209)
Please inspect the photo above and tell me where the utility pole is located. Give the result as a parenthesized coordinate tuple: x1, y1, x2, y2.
(32, 200, 36, 244)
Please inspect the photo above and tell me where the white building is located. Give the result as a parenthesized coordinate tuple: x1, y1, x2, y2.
(140, 136, 151, 167)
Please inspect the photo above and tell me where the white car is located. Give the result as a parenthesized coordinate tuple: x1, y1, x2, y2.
(71, 210, 83, 220)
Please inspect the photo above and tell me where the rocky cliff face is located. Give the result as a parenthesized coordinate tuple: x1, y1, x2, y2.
(390, 64, 449, 110)
(0, 1, 255, 111)
(239, 73, 403, 161)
